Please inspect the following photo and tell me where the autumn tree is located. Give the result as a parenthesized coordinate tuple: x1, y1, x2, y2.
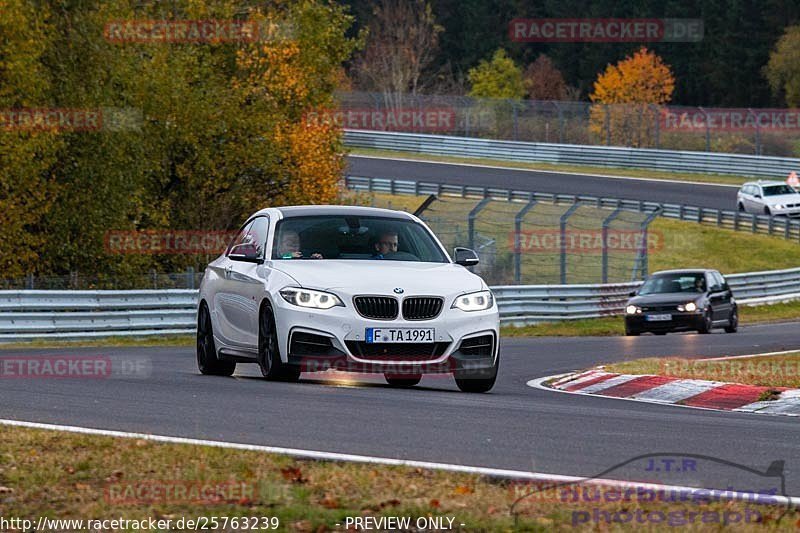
(351, 0, 441, 108)
(14, 0, 359, 282)
(0, 0, 61, 278)
(765, 25, 800, 107)
(589, 47, 675, 147)
(523, 54, 568, 101)
(467, 49, 525, 100)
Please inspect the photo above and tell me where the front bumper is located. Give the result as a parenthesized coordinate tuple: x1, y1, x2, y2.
(768, 206, 800, 217)
(625, 312, 705, 333)
(272, 295, 499, 374)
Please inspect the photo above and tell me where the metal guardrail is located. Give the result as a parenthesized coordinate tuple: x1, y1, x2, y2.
(0, 267, 798, 339)
(345, 176, 800, 242)
(344, 129, 800, 179)
(0, 290, 198, 341)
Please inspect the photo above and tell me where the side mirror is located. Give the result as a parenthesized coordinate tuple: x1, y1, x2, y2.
(754, 194, 762, 199)
(229, 243, 263, 263)
(454, 247, 479, 267)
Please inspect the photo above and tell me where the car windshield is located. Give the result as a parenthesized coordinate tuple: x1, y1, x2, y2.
(763, 185, 797, 196)
(638, 273, 706, 295)
(272, 215, 448, 263)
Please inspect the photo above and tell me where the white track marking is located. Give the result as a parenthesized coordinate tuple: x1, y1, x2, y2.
(348, 154, 741, 188)
(552, 370, 610, 389)
(699, 349, 800, 361)
(575, 374, 641, 394)
(2, 418, 798, 505)
(631, 379, 723, 403)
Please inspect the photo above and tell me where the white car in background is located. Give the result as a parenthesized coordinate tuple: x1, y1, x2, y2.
(196, 205, 500, 393)
(737, 180, 800, 217)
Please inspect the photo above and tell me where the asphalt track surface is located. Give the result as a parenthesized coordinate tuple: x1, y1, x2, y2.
(3, 321, 799, 495)
(346, 155, 739, 211)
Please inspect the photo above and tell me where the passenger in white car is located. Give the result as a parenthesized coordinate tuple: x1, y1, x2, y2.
(277, 230, 322, 259)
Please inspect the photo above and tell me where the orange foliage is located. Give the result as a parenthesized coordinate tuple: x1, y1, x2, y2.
(589, 47, 675, 147)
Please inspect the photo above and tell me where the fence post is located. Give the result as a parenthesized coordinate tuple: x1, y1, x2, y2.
(27, 273, 34, 290)
(653, 104, 660, 149)
(514, 197, 538, 284)
(512, 100, 519, 141)
(560, 202, 582, 284)
(699, 107, 710, 152)
(186, 267, 195, 290)
(749, 108, 761, 155)
(601, 207, 624, 283)
(468, 198, 492, 250)
(633, 208, 662, 281)
(604, 105, 611, 146)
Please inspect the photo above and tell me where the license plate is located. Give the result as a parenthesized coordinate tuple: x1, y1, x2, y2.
(645, 314, 672, 321)
(366, 328, 434, 343)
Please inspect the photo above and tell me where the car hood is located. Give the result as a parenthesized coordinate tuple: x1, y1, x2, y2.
(764, 193, 800, 205)
(629, 293, 703, 305)
(270, 260, 485, 295)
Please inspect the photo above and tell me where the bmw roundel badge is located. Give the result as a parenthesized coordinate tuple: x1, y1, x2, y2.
(393, 287, 404, 294)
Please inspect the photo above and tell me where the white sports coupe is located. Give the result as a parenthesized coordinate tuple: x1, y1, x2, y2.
(197, 205, 500, 392)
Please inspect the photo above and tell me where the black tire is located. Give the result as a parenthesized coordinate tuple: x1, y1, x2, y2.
(454, 357, 499, 393)
(384, 374, 422, 387)
(196, 303, 236, 376)
(725, 306, 738, 333)
(625, 327, 640, 336)
(697, 309, 713, 334)
(738, 202, 745, 212)
(258, 302, 301, 382)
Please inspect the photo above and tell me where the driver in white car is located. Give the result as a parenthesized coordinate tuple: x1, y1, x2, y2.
(277, 230, 322, 259)
(372, 230, 399, 259)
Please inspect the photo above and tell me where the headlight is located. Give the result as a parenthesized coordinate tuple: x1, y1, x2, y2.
(280, 287, 343, 309)
(452, 290, 494, 312)
(677, 302, 698, 312)
(625, 305, 641, 315)
(774, 204, 784, 210)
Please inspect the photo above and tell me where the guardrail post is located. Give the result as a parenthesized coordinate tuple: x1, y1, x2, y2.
(733, 209, 740, 231)
(468, 198, 492, 250)
(601, 207, 624, 283)
(604, 105, 611, 146)
(785, 218, 790, 240)
(26, 273, 34, 290)
(186, 267, 195, 290)
(751, 215, 758, 234)
(514, 197, 538, 284)
(716, 210, 722, 227)
(698, 207, 703, 223)
(560, 203, 583, 284)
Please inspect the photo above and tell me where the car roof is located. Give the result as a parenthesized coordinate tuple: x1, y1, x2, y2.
(742, 180, 790, 187)
(269, 205, 416, 220)
(650, 269, 716, 276)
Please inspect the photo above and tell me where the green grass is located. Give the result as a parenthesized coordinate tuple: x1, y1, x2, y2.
(0, 335, 194, 350)
(501, 317, 623, 337)
(604, 353, 800, 389)
(349, 147, 753, 186)
(648, 218, 800, 274)
(361, 191, 800, 285)
(3, 425, 797, 531)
